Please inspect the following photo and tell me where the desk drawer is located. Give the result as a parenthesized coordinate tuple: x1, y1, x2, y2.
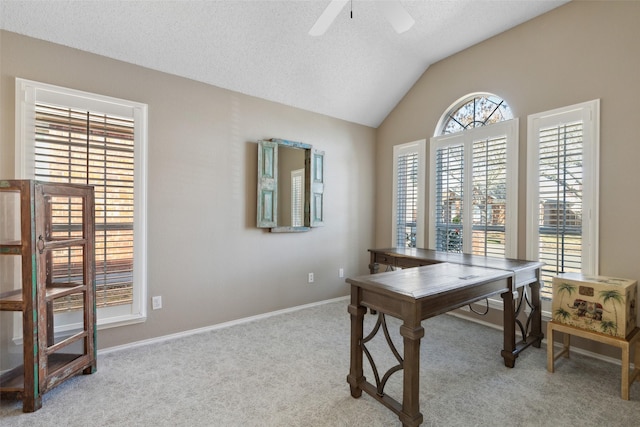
(396, 257, 428, 268)
(373, 253, 397, 266)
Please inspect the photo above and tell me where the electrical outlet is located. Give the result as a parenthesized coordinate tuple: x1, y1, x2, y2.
(308, 272, 314, 283)
(152, 295, 162, 310)
(339, 268, 344, 278)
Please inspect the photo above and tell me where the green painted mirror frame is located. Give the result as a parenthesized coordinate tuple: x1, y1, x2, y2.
(257, 138, 325, 232)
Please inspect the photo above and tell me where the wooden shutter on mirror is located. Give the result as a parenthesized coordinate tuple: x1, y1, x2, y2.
(257, 139, 278, 228)
(307, 149, 325, 227)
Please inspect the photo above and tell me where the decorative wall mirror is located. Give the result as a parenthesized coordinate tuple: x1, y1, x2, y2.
(257, 138, 325, 232)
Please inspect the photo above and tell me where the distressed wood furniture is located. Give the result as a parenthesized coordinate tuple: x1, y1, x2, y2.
(368, 247, 544, 365)
(346, 247, 544, 427)
(0, 180, 96, 412)
(547, 321, 640, 400)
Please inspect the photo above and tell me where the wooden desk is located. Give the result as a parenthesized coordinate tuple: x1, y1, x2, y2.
(369, 247, 544, 365)
(346, 248, 544, 427)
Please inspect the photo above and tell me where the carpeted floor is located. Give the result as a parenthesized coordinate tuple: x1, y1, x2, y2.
(1, 299, 639, 426)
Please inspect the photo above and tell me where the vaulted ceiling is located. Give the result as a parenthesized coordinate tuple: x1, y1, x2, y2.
(0, 0, 568, 127)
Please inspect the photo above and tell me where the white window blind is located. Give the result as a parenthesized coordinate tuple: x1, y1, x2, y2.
(392, 140, 425, 248)
(527, 100, 599, 301)
(430, 120, 518, 257)
(537, 122, 584, 285)
(471, 136, 507, 258)
(291, 168, 304, 227)
(396, 152, 418, 247)
(434, 143, 464, 252)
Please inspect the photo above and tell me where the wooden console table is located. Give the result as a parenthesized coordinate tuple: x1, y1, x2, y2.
(346, 247, 543, 426)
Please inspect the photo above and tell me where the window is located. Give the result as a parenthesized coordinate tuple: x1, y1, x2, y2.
(392, 140, 426, 248)
(526, 100, 600, 301)
(15, 78, 148, 330)
(429, 94, 517, 258)
(291, 168, 304, 227)
(437, 93, 513, 134)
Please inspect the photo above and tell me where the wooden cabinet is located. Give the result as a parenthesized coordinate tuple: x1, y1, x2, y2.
(0, 180, 96, 412)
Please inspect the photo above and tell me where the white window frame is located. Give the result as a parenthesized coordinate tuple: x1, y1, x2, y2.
(526, 100, 600, 315)
(429, 119, 519, 257)
(392, 139, 426, 248)
(14, 78, 148, 333)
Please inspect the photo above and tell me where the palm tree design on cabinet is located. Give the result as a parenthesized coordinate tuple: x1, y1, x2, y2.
(599, 289, 624, 336)
(553, 281, 576, 322)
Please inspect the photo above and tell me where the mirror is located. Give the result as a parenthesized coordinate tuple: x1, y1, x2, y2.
(257, 138, 324, 232)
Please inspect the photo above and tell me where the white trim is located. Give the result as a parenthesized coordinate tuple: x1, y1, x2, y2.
(434, 92, 514, 137)
(526, 100, 600, 269)
(13, 77, 149, 333)
(526, 99, 600, 313)
(98, 296, 349, 355)
(447, 311, 631, 369)
(391, 139, 426, 247)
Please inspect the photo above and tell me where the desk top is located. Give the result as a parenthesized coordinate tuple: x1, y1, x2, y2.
(369, 247, 543, 273)
(346, 262, 511, 302)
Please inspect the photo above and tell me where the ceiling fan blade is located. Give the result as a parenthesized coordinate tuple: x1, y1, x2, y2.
(379, 1, 415, 34)
(309, 0, 349, 36)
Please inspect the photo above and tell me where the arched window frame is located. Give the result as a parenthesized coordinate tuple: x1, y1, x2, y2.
(429, 93, 518, 259)
(436, 92, 514, 136)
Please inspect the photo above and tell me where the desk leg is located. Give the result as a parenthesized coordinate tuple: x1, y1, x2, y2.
(347, 285, 366, 398)
(529, 276, 543, 348)
(501, 287, 517, 368)
(398, 316, 424, 427)
(369, 262, 379, 274)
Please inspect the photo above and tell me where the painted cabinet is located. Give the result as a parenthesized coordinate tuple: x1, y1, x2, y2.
(0, 180, 96, 412)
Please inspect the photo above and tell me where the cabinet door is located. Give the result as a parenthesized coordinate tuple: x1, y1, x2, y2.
(257, 140, 278, 228)
(307, 149, 324, 227)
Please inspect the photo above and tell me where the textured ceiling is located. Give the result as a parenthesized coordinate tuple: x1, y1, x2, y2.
(0, 0, 568, 127)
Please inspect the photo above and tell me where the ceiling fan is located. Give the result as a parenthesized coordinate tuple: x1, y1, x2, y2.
(309, 0, 415, 36)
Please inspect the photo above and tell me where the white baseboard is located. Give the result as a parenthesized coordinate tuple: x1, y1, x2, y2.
(98, 295, 349, 356)
(446, 311, 629, 368)
(98, 294, 627, 370)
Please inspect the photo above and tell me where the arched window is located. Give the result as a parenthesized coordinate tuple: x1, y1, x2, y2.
(429, 93, 518, 258)
(436, 93, 513, 135)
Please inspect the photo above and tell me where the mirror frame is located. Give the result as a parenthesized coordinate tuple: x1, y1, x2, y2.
(257, 138, 324, 232)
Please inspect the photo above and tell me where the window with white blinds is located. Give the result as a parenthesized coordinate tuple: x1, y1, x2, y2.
(430, 120, 518, 258)
(434, 143, 464, 252)
(527, 100, 599, 300)
(392, 140, 425, 248)
(15, 78, 148, 329)
(472, 136, 508, 258)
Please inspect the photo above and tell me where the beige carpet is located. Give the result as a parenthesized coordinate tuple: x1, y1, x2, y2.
(1, 299, 639, 426)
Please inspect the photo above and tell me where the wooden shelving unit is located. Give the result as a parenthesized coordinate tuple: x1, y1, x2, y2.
(0, 180, 96, 412)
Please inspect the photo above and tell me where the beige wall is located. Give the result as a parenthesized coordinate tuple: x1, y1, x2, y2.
(378, 0, 640, 276)
(376, 1, 640, 353)
(3, 0, 639, 360)
(0, 30, 376, 352)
